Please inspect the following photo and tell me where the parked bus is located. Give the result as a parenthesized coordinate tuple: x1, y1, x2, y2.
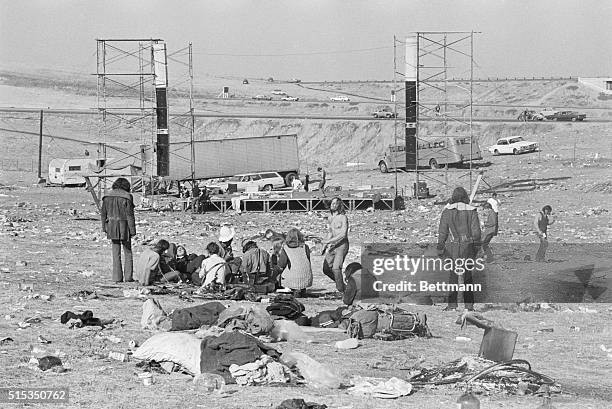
(377, 136, 482, 172)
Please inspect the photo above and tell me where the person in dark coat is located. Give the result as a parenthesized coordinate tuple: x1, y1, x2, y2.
(437, 186, 481, 311)
(100, 178, 136, 282)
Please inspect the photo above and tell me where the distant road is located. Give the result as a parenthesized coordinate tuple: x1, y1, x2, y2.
(0, 107, 610, 123)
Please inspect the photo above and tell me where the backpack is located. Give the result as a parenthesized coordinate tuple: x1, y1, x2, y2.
(375, 308, 432, 340)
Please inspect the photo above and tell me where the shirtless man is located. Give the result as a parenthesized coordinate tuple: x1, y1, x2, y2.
(322, 196, 349, 292)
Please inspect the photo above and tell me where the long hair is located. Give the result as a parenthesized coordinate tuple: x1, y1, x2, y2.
(450, 187, 470, 204)
(542, 205, 552, 213)
(153, 239, 170, 254)
(330, 196, 346, 214)
(112, 177, 131, 192)
(285, 228, 304, 247)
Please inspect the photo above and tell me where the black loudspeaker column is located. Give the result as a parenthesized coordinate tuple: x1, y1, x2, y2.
(405, 36, 417, 169)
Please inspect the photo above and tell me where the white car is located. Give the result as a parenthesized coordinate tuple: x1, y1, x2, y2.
(281, 96, 300, 101)
(488, 136, 538, 155)
(330, 96, 350, 102)
(219, 172, 286, 193)
(271, 90, 287, 95)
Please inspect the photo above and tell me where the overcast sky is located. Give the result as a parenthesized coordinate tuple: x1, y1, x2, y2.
(1, 0, 611, 81)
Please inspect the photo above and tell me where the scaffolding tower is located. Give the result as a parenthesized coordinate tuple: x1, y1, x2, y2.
(95, 38, 195, 197)
(395, 31, 480, 198)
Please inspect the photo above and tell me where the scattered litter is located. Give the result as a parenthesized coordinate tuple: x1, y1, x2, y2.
(37, 356, 63, 371)
(0, 336, 14, 345)
(275, 399, 328, 409)
(335, 338, 359, 350)
(108, 351, 128, 362)
(194, 372, 226, 391)
(15, 261, 28, 267)
(38, 335, 51, 344)
(455, 336, 472, 342)
(536, 328, 554, 333)
(138, 372, 155, 386)
(569, 326, 580, 332)
(349, 376, 413, 399)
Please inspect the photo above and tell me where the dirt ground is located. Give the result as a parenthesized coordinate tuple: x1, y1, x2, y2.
(1, 147, 611, 408)
(1, 72, 611, 408)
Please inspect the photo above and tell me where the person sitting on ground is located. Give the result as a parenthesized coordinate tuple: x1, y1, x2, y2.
(134, 239, 170, 286)
(277, 228, 313, 297)
(269, 238, 285, 282)
(162, 244, 193, 282)
(218, 225, 236, 261)
(239, 239, 272, 287)
(199, 242, 227, 289)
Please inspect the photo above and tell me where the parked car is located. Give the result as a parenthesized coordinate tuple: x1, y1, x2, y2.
(539, 107, 558, 117)
(330, 96, 350, 102)
(218, 172, 286, 193)
(252, 95, 272, 100)
(242, 79, 249, 85)
(488, 136, 538, 155)
(281, 96, 300, 101)
(545, 111, 586, 121)
(372, 108, 397, 118)
(271, 90, 287, 95)
(517, 110, 544, 121)
(288, 78, 301, 83)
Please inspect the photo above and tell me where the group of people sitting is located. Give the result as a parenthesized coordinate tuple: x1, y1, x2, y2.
(132, 224, 317, 298)
(180, 183, 210, 213)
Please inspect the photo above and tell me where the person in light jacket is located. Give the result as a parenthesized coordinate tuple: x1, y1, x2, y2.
(100, 178, 136, 283)
(134, 239, 170, 286)
(437, 187, 482, 311)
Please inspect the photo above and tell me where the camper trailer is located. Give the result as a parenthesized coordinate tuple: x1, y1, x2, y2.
(48, 158, 100, 186)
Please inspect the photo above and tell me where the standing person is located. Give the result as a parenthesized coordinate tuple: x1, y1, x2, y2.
(317, 167, 327, 192)
(487, 192, 501, 214)
(534, 205, 555, 262)
(101, 177, 136, 283)
(437, 187, 481, 311)
(322, 196, 349, 293)
(277, 228, 313, 297)
(191, 181, 201, 213)
(134, 239, 170, 286)
(481, 202, 499, 261)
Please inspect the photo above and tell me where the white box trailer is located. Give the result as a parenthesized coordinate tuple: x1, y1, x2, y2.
(48, 158, 99, 186)
(168, 134, 300, 185)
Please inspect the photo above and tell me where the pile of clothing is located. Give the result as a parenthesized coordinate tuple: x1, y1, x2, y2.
(200, 331, 280, 383)
(216, 304, 274, 336)
(229, 354, 291, 386)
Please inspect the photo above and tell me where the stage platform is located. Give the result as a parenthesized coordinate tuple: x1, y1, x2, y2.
(206, 190, 397, 213)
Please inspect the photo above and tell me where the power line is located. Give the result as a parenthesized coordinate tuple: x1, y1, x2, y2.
(195, 45, 391, 57)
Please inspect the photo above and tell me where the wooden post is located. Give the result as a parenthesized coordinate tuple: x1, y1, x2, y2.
(37, 110, 45, 183)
